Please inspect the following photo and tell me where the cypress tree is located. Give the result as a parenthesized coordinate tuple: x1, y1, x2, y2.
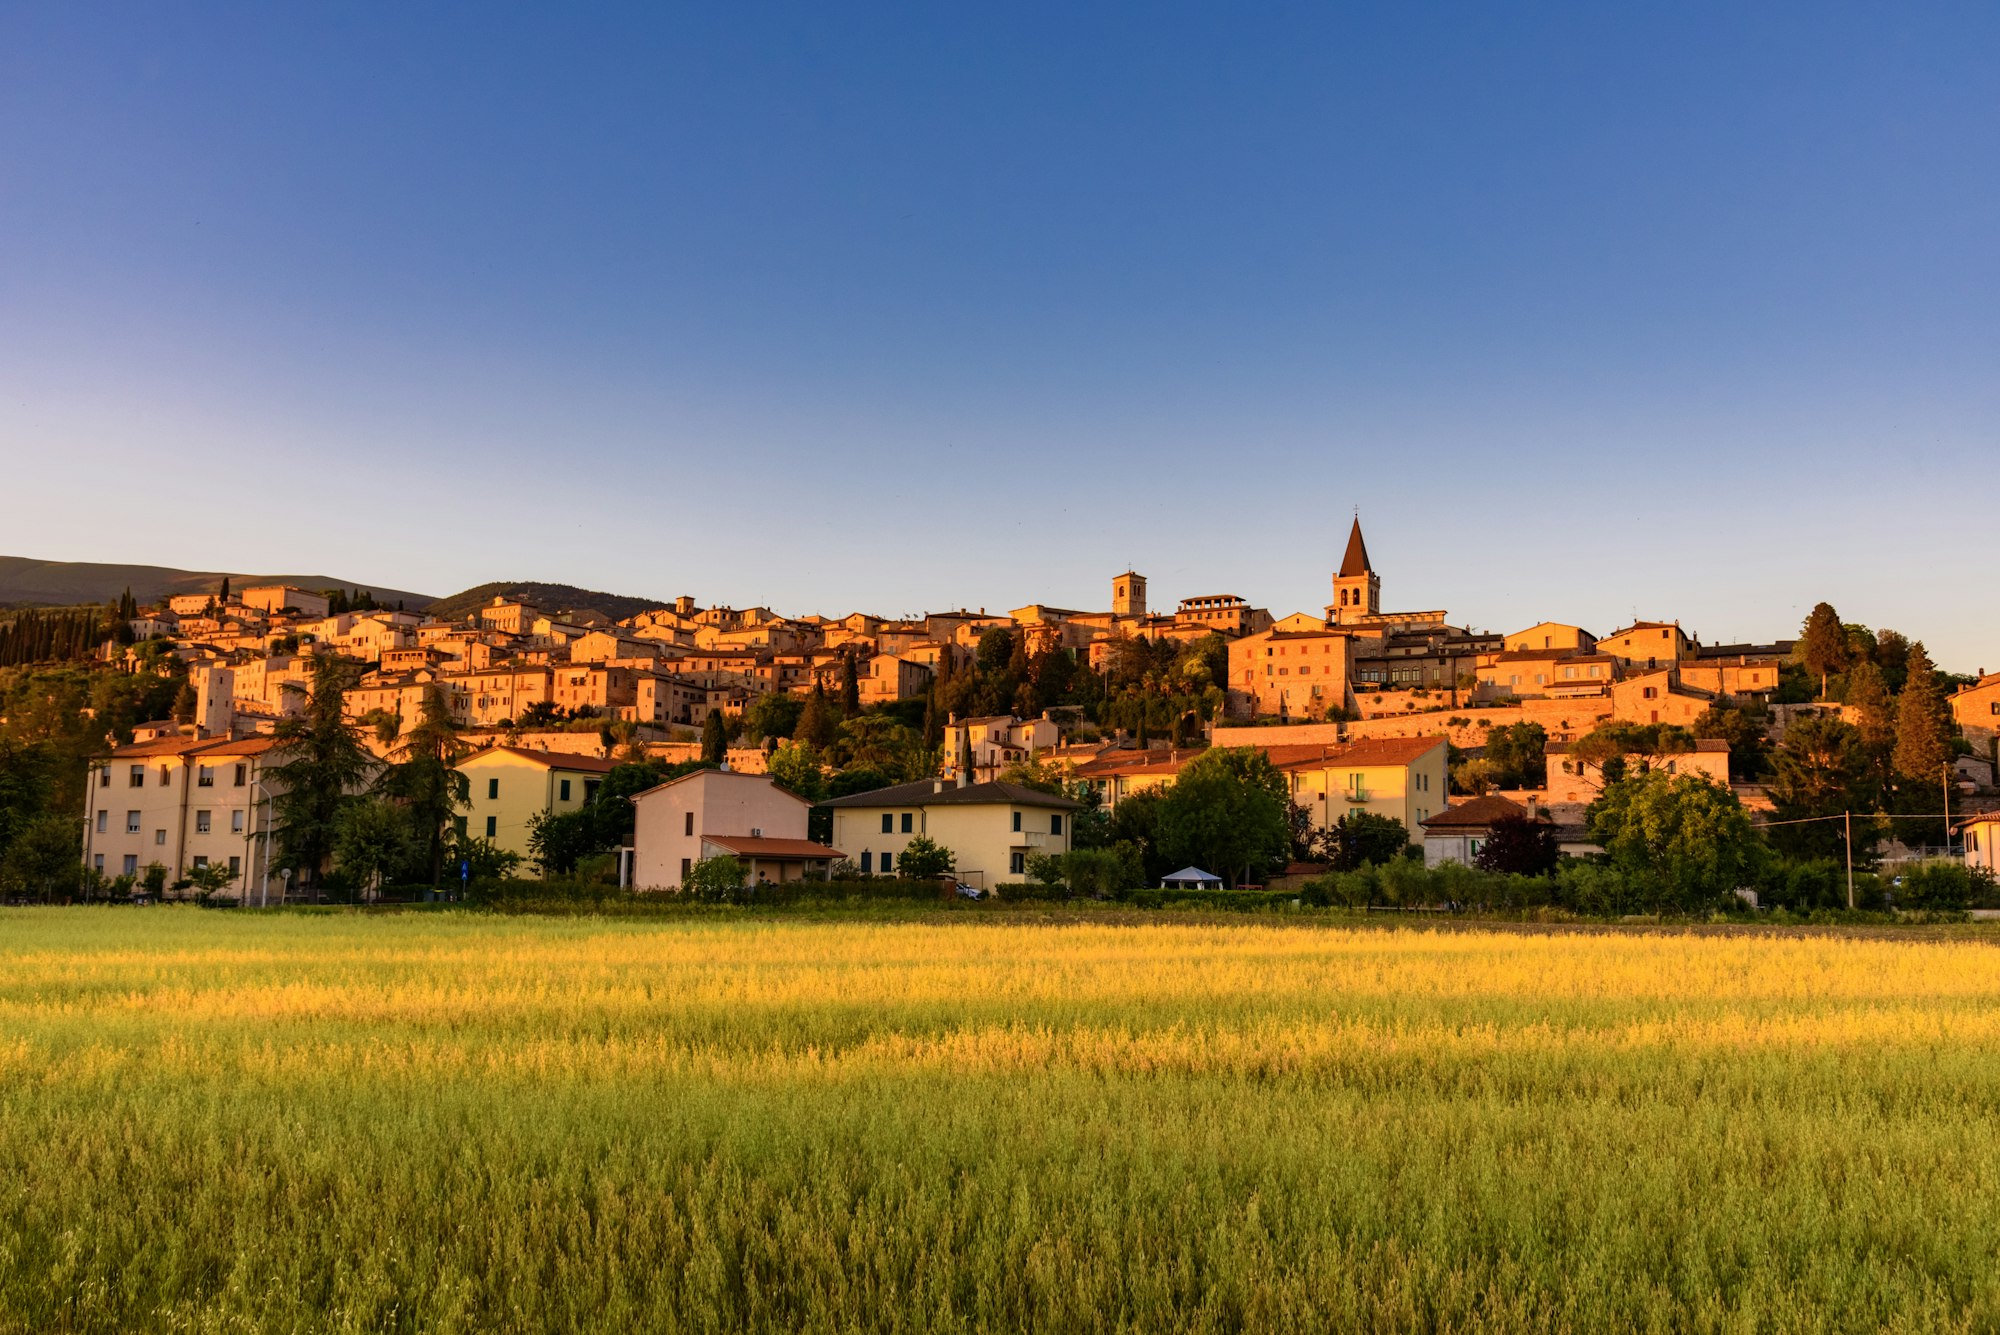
(1892, 643, 1953, 784)
(1797, 602, 1848, 698)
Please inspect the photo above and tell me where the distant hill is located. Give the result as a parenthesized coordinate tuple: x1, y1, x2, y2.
(426, 581, 674, 624)
(0, 557, 435, 611)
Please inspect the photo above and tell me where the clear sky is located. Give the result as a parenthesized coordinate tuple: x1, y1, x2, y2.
(3, 3, 1995, 670)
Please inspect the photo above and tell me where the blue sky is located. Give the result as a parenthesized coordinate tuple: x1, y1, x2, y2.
(3, 3, 1995, 669)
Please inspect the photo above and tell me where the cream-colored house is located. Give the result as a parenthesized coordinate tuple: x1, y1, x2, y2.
(1598, 621, 1693, 670)
(1267, 736, 1449, 836)
(242, 585, 332, 619)
(1544, 739, 1731, 803)
(455, 747, 622, 871)
(1960, 811, 2000, 875)
(942, 714, 1061, 784)
(629, 769, 831, 890)
(1420, 794, 1547, 868)
(821, 779, 1080, 889)
(1503, 622, 1597, 654)
(81, 734, 286, 897)
(1950, 674, 2000, 752)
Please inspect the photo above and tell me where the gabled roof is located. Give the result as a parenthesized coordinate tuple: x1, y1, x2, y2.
(820, 779, 1081, 810)
(1338, 517, 1373, 578)
(460, 746, 622, 774)
(699, 834, 843, 859)
(628, 767, 811, 805)
(1261, 736, 1446, 771)
(1421, 796, 1544, 830)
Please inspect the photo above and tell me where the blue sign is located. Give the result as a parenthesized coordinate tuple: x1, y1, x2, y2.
(459, 859, 470, 883)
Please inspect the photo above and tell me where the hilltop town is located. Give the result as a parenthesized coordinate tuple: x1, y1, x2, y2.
(4, 517, 1996, 903)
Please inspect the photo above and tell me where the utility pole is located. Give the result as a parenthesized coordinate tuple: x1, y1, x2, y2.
(1843, 810, 1854, 911)
(1943, 762, 1953, 859)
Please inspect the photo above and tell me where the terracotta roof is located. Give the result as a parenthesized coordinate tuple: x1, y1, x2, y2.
(463, 746, 622, 773)
(1421, 796, 1543, 830)
(104, 736, 208, 759)
(700, 835, 844, 859)
(820, 779, 1081, 810)
(1259, 736, 1446, 771)
(628, 768, 810, 803)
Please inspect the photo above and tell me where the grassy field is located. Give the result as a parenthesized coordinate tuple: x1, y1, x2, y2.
(3, 909, 1999, 1332)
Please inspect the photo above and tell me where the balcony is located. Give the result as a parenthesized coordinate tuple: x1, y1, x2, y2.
(1342, 787, 1371, 804)
(1011, 831, 1050, 848)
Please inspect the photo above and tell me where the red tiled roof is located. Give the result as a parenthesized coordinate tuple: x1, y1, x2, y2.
(463, 746, 622, 773)
(700, 835, 843, 859)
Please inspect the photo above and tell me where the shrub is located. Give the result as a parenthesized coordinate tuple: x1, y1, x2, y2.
(897, 836, 955, 880)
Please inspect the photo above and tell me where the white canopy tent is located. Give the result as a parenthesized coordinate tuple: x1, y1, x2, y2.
(1161, 866, 1223, 889)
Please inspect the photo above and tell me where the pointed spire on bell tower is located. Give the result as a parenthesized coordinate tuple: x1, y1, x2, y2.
(1328, 512, 1382, 625)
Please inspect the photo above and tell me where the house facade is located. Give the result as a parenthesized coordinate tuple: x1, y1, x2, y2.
(821, 779, 1079, 889)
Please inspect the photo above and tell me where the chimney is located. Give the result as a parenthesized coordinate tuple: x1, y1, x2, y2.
(957, 770, 969, 789)
(933, 779, 944, 794)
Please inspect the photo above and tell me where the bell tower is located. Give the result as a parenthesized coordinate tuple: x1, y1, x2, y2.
(1328, 517, 1380, 625)
(1113, 570, 1147, 618)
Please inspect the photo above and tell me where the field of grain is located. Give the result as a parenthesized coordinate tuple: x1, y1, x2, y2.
(2, 909, 1998, 1333)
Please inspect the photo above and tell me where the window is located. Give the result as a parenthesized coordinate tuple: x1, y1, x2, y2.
(229, 856, 240, 876)
(1011, 811, 1022, 832)
(559, 779, 572, 802)
(584, 781, 600, 804)
(881, 813, 894, 834)
(488, 778, 500, 799)
(93, 854, 104, 873)
(130, 765, 145, 787)
(1010, 851, 1025, 875)
(123, 855, 138, 876)
(197, 766, 215, 787)
(681, 857, 692, 880)
(234, 765, 246, 786)
(195, 810, 211, 833)
(486, 816, 497, 838)
(159, 766, 170, 786)
(192, 855, 209, 870)
(900, 813, 913, 833)
(684, 811, 695, 837)
(881, 851, 894, 872)
(860, 851, 873, 873)
(155, 829, 166, 845)
(126, 811, 140, 833)
(96, 810, 107, 834)
(99, 767, 110, 788)
(1051, 814, 1063, 835)
(231, 810, 244, 833)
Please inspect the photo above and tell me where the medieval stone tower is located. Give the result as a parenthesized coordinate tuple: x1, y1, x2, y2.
(1112, 570, 1147, 618)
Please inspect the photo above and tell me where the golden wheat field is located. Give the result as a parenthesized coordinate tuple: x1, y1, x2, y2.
(3, 909, 2000, 1333)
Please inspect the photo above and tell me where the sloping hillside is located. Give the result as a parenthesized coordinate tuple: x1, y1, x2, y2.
(425, 581, 673, 624)
(0, 557, 434, 610)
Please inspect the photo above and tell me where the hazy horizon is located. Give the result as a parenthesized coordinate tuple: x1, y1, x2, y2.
(5, 4, 1995, 671)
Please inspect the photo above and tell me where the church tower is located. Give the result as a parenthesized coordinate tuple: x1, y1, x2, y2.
(1328, 517, 1380, 625)
(1112, 570, 1147, 618)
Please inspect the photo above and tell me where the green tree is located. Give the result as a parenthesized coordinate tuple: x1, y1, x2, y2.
(1872, 629, 1912, 693)
(701, 709, 727, 765)
(1586, 770, 1763, 912)
(267, 656, 374, 889)
(1768, 715, 1878, 861)
(0, 812, 80, 901)
(766, 741, 828, 803)
(839, 653, 861, 716)
(526, 807, 603, 877)
(445, 830, 521, 882)
(1156, 747, 1291, 886)
(1693, 704, 1771, 782)
(1796, 602, 1848, 698)
(1892, 642, 1953, 785)
(1318, 810, 1415, 870)
(184, 860, 237, 902)
(376, 685, 469, 889)
(1474, 814, 1560, 876)
(1482, 723, 1548, 789)
(896, 834, 955, 879)
(976, 627, 1016, 675)
(798, 684, 837, 751)
(742, 693, 803, 744)
(1843, 661, 1897, 765)
(682, 853, 747, 899)
(332, 797, 417, 900)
